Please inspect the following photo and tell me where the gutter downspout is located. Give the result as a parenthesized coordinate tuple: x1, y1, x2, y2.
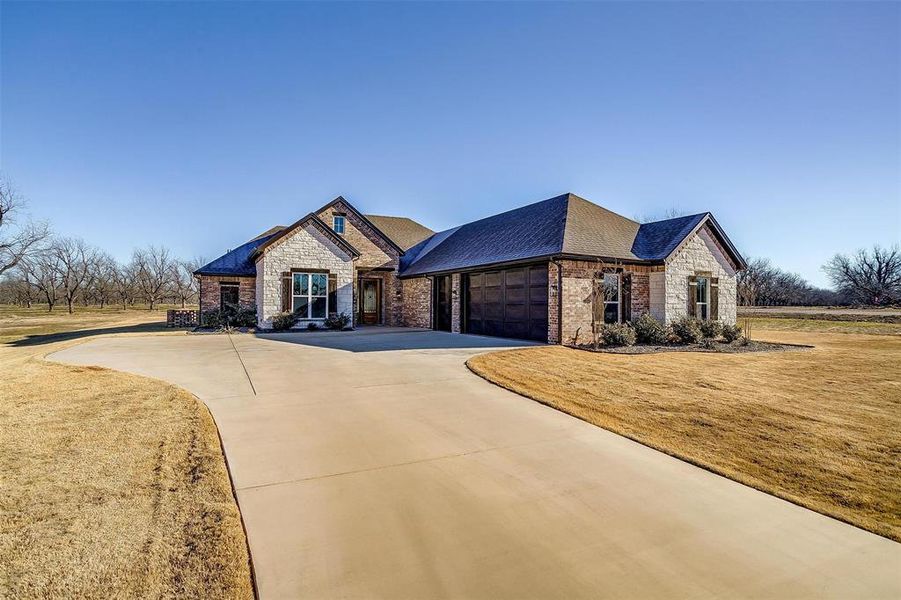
(551, 257, 563, 345)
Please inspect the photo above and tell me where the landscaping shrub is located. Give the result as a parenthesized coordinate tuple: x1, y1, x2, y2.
(699, 319, 723, 339)
(722, 323, 743, 343)
(200, 309, 222, 329)
(669, 316, 702, 344)
(271, 312, 297, 331)
(306, 322, 319, 331)
(221, 303, 257, 328)
(632, 313, 667, 344)
(699, 337, 717, 350)
(600, 323, 636, 346)
(324, 312, 352, 330)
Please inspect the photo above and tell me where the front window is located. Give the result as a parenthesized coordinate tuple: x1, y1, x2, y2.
(332, 215, 346, 234)
(695, 276, 709, 320)
(603, 273, 620, 324)
(293, 273, 328, 319)
(220, 283, 239, 308)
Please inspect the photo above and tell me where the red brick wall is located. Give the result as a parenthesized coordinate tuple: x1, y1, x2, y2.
(556, 260, 658, 345)
(198, 275, 256, 312)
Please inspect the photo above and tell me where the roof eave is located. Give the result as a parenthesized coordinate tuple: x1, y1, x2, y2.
(397, 253, 661, 279)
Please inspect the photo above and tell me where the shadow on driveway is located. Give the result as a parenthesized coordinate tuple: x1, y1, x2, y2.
(253, 327, 541, 352)
(6, 321, 171, 347)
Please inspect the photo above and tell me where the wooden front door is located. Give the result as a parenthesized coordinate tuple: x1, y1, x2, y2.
(361, 279, 380, 325)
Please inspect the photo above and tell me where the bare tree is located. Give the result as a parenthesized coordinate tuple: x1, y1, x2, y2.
(20, 253, 62, 311)
(738, 256, 840, 306)
(824, 244, 901, 306)
(0, 177, 50, 276)
(89, 251, 118, 309)
(171, 258, 201, 308)
(49, 236, 100, 314)
(131, 245, 175, 310)
(112, 261, 137, 310)
(0, 270, 38, 307)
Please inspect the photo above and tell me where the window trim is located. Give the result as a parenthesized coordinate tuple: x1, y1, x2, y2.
(332, 215, 346, 235)
(695, 275, 710, 320)
(219, 282, 240, 307)
(603, 272, 621, 324)
(292, 272, 329, 319)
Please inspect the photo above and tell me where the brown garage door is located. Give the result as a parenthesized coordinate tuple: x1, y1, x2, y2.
(465, 265, 548, 342)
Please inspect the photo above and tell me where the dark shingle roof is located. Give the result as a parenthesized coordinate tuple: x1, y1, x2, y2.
(197, 194, 744, 280)
(399, 194, 571, 276)
(364, 215, 434, 251)
(631, 213, 707, 261)
(194, 230, 281, 276)
(399, 194, 742, 277)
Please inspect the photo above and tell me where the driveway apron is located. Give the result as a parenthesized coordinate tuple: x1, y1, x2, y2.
(51, 329, 901, 599)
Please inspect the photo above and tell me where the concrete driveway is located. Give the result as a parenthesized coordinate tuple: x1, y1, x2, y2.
(51, 328, 900, 599)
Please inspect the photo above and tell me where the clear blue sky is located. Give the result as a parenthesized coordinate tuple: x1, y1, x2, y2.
(2, 2, 898, 287)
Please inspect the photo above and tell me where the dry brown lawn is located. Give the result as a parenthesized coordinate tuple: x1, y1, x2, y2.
(467, 329, 901, 541)
(0, 307, 253, 598)
(740, 315, 901, 336)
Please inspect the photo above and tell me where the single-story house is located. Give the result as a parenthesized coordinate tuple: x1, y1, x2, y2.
(194, 193, 746, 344)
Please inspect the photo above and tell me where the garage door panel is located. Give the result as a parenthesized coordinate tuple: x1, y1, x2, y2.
(465, 265, 548, 342)
(529, 268, 548, 286)
(485, 302, 504, 320)
(505, 303, 527, 321)
(485, 272, 503, 287)
(504, 286, 526, 304)
(504, 269, 525, 286)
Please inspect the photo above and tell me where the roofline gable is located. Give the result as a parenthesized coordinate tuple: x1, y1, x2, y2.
(664, 212, 747, 271)
(251, 212, 361, 259)
(315, 196, 406, 255)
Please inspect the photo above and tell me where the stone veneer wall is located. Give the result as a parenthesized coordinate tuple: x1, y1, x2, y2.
(199, 275, 256, 312)
(663, 224, 738, 324)
(401, 276, 432, 328)
(255, 223, 355, 328)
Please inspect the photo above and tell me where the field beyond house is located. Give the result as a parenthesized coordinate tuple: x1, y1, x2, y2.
(0, 306, 253, 598)
(468, 319, 901, 541)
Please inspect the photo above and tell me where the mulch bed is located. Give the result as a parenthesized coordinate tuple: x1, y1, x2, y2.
(575, 340, 812, 354)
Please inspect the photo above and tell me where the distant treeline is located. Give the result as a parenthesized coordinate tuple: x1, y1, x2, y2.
(738, 247, 900, 307)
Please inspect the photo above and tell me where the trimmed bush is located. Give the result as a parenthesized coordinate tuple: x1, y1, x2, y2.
(722, 323, 743, 343)
(306, 322, 319, 331)
(600, 323, 637, 346)
(200, 309, 222, 329)
(699, 319, 723, 339)
(669, 316, 702, 344)
(632, 313, 667, 345)
(699, 337, 717, 350)
(271, 312, 297, 331)
(324, 312, 352, 330)
(221, 303, 257, 328)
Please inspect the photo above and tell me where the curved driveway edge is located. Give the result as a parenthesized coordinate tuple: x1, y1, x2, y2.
(51, 328, 901, 599)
